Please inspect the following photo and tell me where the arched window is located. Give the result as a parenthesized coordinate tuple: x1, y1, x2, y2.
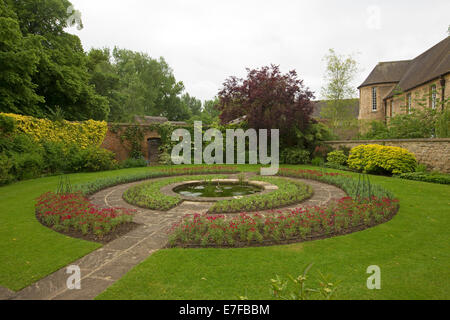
(372, 87, 377, 111)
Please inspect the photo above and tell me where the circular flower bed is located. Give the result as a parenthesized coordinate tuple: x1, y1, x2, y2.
(167, 196, 399, 248)
(123, 175, 313, 213)
(167, 169, 400, 248)
(122, 175, 230, 210)
(35, 192, 136, 243)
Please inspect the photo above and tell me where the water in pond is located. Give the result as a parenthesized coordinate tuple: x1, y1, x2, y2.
(174, 182, 262, 198)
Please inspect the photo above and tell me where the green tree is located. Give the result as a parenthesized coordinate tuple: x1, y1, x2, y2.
(87, 48, 125, 122)
(181, 93, 201, 117)
(0, 0, 43, 115)
(320, 49, 359, 124)
(111, 48, 186, 122)
(5, 0, 109, 120)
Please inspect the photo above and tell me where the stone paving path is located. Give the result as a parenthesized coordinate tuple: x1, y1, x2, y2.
(7, 174, 345, 300)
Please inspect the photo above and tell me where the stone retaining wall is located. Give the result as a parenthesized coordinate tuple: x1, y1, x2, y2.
(325, 138, 450, 173)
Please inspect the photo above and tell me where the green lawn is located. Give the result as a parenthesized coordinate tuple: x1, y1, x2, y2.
(96, 167, 450, 300)
(0, 166, 200, 291)
(1, 165, 449, 299)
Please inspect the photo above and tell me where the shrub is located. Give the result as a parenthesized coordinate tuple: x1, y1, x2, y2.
(348, 145, 417, 175)
(41, 140, 70, 174)
(396, 172, 450, 185)
(0, 114, 16, 135)
(312, 144, 333, 159)
(415, 164, 428, 173)
(1, 113, 107, 148)
(81, 147, 117, 172)
(281, 148, 310, 164)
(10, 152, 45, 180)
(311, 157, 324, 167)
(324, 162, 352, 172)
(327, 150, 348, 166)
(0, 153, 14, 185)
(120, 157, 148, 169)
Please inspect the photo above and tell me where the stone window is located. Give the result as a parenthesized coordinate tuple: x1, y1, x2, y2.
(431, 85, 437, 109)
(372, 87, 377, 111)
(407, 93, 412, 114)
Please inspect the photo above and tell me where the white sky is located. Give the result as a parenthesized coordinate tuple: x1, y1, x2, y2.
(68, 0, 449, 102)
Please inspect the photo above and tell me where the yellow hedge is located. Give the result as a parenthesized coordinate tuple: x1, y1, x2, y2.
(1, 113, 108, 148)
(348, 144, 417, 175)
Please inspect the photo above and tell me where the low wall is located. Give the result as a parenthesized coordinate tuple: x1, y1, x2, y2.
(325, 138, 450, 173)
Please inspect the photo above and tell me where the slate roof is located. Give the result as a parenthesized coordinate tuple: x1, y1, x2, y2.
(358, 60, 412, 89)
(359, 37, 450, 99)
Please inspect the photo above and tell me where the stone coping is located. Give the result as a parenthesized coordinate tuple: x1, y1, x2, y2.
(325, 138, 450, 144)
(160, 179, 278, 202)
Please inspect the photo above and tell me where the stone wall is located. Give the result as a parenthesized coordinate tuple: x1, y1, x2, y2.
(325, 138, 450, 173)
(101, 124, 161, 164)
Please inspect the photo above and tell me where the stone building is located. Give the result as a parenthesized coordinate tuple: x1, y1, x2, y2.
(358, 36, 450, 122)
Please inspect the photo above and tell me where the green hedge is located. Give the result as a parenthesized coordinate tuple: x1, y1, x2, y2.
(396, 172, 450, 185)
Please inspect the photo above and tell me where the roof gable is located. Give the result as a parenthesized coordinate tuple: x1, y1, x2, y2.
(358, 60, 411, 89)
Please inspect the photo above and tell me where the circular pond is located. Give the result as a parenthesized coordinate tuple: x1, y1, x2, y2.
(173, 182, 262, 198)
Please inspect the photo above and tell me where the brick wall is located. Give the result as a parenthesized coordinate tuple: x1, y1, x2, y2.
(101, 124, 161, 163)
(325, 138, 450, 173)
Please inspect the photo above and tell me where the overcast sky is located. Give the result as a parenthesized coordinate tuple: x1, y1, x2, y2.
(68, 0, 449, 103)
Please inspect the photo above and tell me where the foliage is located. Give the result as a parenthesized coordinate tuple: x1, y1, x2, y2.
(311, 157, 324, 167)
(209, 177, 313, 214)
(4, 0, 109, 120)
(1, 113, 108, 148)
(0, 0, 44, 116)
(348, 145, 417, 175)
(0, 113, 16, 135)
(217, 65, 315, 147)
(35, 192, 134, 237)
(280, 148, 310, 165)
(0, 125, 116, 185)
(327, 150, 348, 166)
(120, 157, 148, 169)
(396, 172, 450, 185)
(359, 101, 450, 139)
(269, 264, 341, 300)
(87, 47, 187, 122)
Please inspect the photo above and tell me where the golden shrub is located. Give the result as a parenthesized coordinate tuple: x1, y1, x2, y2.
(0, 113, 107, 148)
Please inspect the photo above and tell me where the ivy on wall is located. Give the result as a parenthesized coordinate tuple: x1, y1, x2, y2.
(109, 122, 245, 163)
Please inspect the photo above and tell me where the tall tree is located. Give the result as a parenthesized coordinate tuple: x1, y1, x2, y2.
(0, 0, 43, 115)
(5, 0, 109, 120)
(217, 65, 315, 146)
(181, 93, 201, 117)
(320, 49, 359, 123)
(110, 48, 186, 122)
